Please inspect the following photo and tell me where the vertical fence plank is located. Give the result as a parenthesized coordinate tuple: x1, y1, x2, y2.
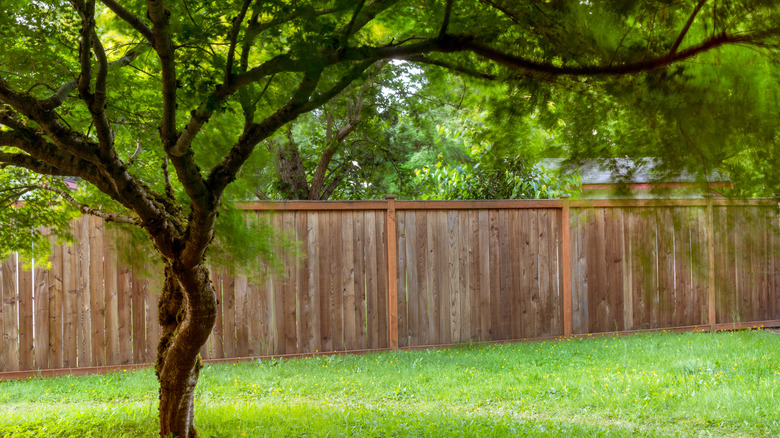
(19, 267, 34, 370)
(63, 240, 78, 368)
(458, 210, 471, 342)
(477, 210, 490, 341)
(365, 211, 379, 349)
(331, 212, 345, 351)
(48, 241, 64, 369)
(222, 270, 237, 358)
(386, 198, 399, 351)
(2, 254, 19, 371)
(436, 211, 449, 345)
(414, 210, 428, 345)
(396, 211, 408, 347)
(235, 276, 249, 357)
(425, 211, 439, 344)
(34, 262, 49, 369)
(318, 212, 332, 352)
(131, 271, 146, 364)
(76, 217, 92, 367)
(497, 209, 511, 340)
(116, 263, 132, 365)
(343, 211, 356, 351)
(89, 216, 105, 366)
(351, 211, 365, 350)
(447, 211, 460, 343)
(145, 276, 160, 364)
(295, 211, 311, 354)
(405, 212, 419, 347)
(103, 227, 119, 366)
(307, 212, 322, 353)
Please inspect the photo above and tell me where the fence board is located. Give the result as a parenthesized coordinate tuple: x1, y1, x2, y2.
(76, 218, 92, 367)
(352, 211, 366, 350)
(88, 216, 105, 366)
(365, 211, 379, 349)
(34, 264, 49, 369)
(103, 227, 119, 366)
(330, 211, 344, 351)
(2, 255, 19, 371)
(235, 275, 249, 357)
(48, 241, 63, 369)
(19, 268, 33, 370)
(396, 212, 408, 347)
(458, 211, 471, 342)
(63, 240, 78, 368)
(376, 210, 389, 349)
(447, 211, 460, 343)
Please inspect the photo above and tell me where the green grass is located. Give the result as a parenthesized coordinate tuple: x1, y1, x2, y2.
(1, 329, 779, 437)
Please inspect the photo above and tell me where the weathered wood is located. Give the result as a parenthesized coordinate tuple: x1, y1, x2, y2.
(447, 211, 460, 343)
(497, 209, 511, 340)
(2, 255, 19, 371)
(222, 270, 237, 358)
(48, 240, 64, 369)
(405, 212, 420, 346)
(425, 210, 439, 344)
(318, 212, 332, 352)
(477, 210, 490, 340)
(437, 211, 450, 344)
(144, 275, 160, 364)
(283, 212, 299, 354)
(63, 240, 78, 368)
(103, 226, 119, 366)
(307, 211, 321, 353)
(386, 197, 399, 350)
(375, 211, 389, 349)
(561, 200, 572, 336)
(19, 267, 33, 370)
(330, 211, 345, 351)
(294, 211, 309, 353)
(234, 275, 249, 357)
(34, 262, 49, 369)
(77, 217, 92, 367)
(352, 211, 366, 350)
(343, 211, 357, 350)
(88, 216, 105, 366)
(396, 211, 408, 347)
(458, 211, 471, 342)
(414, 210, 428, 345)
(365, 211, 379, 348)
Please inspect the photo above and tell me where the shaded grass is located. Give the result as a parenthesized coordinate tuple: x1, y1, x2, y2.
(1, 330, 779, 437)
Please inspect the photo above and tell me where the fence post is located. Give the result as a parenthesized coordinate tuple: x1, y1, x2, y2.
(704, 193, 716, 331)
(385, 195, 399, 350)
(560, 195, 573, 337)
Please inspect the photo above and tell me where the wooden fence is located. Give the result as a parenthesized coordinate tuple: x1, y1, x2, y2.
(1, 197, 779, 374)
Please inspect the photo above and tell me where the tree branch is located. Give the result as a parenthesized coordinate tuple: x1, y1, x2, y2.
(100, 0, 155, 43)
(224, 0, 252, 85)
(147, 0, 178, 151)
(17, 183, 140, 224)
(438, 0, 454, 39)
(401, 54, 497, 80)
(671, 0, 708, 54)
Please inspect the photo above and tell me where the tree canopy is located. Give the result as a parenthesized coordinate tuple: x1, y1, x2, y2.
(1, 0, 778, 436)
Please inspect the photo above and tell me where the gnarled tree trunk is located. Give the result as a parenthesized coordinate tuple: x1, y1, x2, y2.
(155, 263, 217, 437)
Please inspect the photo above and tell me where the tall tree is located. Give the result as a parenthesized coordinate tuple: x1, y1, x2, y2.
(1, 1, 777, 436)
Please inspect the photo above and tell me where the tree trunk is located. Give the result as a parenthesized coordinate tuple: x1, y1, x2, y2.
(155, 263, 217, 438)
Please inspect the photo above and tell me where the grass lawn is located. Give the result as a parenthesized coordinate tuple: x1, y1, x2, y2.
(1, 329, 779, 437)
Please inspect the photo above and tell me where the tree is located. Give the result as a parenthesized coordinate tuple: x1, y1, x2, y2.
(1, 1, 777, 436)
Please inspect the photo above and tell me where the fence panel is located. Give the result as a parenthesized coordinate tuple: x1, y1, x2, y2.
(2, 199, 780, 375)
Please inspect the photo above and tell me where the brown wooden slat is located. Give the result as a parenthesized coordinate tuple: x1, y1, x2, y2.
(425, 211, 439, 344)
(88, 216, 105, 366)
(19, 267, 34, 370)
(375, 210, 389, 349)
(447, 211, 460, 343)
(63, 240, 78, 368)
(414, 210, 428, 345)
(330, 211, 345, 351)
(405, 212, 420, 347)
(386, 197, 399, 350)
(537, 209, 551, 337)
(306, 211, 321, 353)
(497, 209, 511, 340)
(458, 210, 471, 342)
(48, 240, 64, 369)
(343, 211, 357, 350)
(77, 218, 92, 367)
(234, 276, 249, 357)
(469, 210, 481, 340)
(2, 255, 19, 371)
(145, 276, 160, 364)
(222, 270, 237, 358)
(34, 262, 49, 369)
(318, 212, 332, 352)
(130, 271, 145, 364)
(477, 210, 490, 340)
(103, 226, 119, 366)
(395, 211, 408, 347)
(365, 211, 379, 349)
(436, 211, 450, 345)
(352, 211, 366, 350)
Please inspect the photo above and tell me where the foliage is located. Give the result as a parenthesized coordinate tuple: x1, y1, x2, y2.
(1, 330, 779, 437)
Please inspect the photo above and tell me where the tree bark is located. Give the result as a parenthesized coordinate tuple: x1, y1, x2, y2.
(156, 263, 217, 438)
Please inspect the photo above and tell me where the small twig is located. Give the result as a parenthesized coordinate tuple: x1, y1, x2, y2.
(439, 0, 455, 39)
(671, 0, 708, 54)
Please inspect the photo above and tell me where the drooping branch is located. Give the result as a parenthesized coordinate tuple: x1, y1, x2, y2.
(8, 183, 140, 225)
(401, 54, 497, 80)
(0, 150, 72, 176)
(224, 0, 252, 84)
(438, 0, 455, 39)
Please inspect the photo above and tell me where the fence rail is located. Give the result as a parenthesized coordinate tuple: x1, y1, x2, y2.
(2, 197, 779, 375)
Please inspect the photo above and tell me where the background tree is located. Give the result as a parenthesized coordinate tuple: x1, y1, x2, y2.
(1, 1, 778, 436)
